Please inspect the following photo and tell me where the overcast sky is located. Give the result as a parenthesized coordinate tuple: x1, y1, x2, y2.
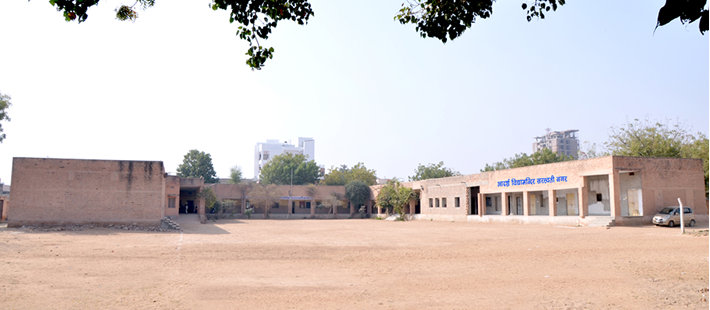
(0, 0, 707, 183)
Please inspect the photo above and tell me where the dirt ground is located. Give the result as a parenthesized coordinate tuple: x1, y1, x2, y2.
(0, 217, 708, 310)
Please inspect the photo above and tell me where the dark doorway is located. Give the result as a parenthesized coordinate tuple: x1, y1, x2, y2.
(181, 200, 195, 214)
(415, 200, 421, 214)
(469, 187, 480, 215)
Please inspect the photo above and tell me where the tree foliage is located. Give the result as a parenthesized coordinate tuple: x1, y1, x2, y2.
(319, 192, 344, 216)
(248, 184, 282, 218)
(481, 148, 574, 172)
(408, 161, 461, 181)
(41, 1, 705, 70)
(177, 149, 218, 183)
(229, 165, 243, 184)
(322, 163, 377, 186)
(376, 180, 414, 219)
(345, 180, 371, 208)
(198, 187, 218, 213)
(605, 117, 709, 191)
(45, 0, 313, 70)
(259, 153, 319, 185)
(0, 91, 11, 143)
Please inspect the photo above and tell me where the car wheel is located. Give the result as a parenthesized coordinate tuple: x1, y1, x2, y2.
(668, 221, 675, 228)
(689, 219, 696, 227)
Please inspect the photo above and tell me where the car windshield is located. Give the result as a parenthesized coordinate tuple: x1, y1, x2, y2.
(658, 208, 676, 214)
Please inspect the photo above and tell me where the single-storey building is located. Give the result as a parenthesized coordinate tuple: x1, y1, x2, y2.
(388, 156, 707, 226)
(5, 156, 707, 227)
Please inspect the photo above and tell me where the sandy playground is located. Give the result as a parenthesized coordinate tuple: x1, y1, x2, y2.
(0, 217, 708, 309)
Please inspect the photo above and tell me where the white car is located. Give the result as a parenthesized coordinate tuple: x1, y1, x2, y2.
(652, 207, 695, 227)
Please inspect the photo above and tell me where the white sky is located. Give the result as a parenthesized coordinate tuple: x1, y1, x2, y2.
(0, 0, 707, 183)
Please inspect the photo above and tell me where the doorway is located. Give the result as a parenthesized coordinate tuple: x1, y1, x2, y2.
(469, 186, 479, 215)
(181, 200, 195, 214)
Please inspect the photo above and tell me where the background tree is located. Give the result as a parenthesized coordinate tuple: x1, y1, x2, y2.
(322, 162, 377, 186)
(177, 149, 218, 183)
(0, 91, 11, 143)
(259, 153, 319, 185)
(481, 148, 574, 172)
(248, 184, 282, 218)
(605, 117, 709, 192)
(41, 1, 705, 70)
(229, 165, 243, 184)
(198, 187, 218, 213)
(345, 180, 371, 210)
(318, 192, 344, 218)
(408, 161, 461, 181)
(376, 180, 414, 220)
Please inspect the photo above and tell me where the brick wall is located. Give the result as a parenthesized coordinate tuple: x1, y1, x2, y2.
(8, 158, 165, 227)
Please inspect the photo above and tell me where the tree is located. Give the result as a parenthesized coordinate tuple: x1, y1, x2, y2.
(44, 0, 313, 70)
(605, 117, 709, 192)
(319, 192, 344, 218)
(199, 187, 218, 213)
(177, 150, 218, 183)
(481, 148, 573, 172)
(248, 184, 282, 218)
(229, 165, 243, 184)
(39, 1, 706, 70)
(259, 153, 319, 185)
(322, 163, 377, 186)
(345, 180, 371, 209)
(376, 180, 414, 220)
(0, 91, 11, 143)
(409, 161, 461, 181)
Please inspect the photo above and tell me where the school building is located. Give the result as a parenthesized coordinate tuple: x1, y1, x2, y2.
(4, 156, 707, 227)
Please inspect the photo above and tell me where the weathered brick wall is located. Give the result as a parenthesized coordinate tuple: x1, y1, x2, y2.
(164, 175, 180, 218)
(8, 158, 165, 227)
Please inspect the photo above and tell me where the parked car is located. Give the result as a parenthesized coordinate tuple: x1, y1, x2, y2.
(652, 207, 695, 227)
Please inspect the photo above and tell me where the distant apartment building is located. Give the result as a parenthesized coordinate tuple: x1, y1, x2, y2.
(533, 129, 579, 159)
(254, 137, 315, 179)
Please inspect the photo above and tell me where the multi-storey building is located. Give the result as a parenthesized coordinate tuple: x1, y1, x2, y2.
(254, 137, 315, 179)
(533, 129, 579, 159)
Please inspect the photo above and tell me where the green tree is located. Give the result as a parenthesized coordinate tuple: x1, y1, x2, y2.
(41, 1, 706, 70)
(481, 148, 574, 172)
(409, 161, 461, 181)
(248, 184, 282, 218)
(605, 117, 709, 191)
(229, 165, 243, 184)
(0, 91, 11, 143)
(177, 150, 218, 183)
(259, 153, 319, 185)
(322, 163, 377, 186)
(376, 180, 414, 220)
(199, 187, 218, 213)
(345, 180, 371, 209)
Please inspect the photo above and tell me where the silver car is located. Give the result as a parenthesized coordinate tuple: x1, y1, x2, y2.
(653, 207, 695, 227)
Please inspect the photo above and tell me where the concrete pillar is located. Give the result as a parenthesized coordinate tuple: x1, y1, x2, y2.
(523, 190, 529, 216)
(409, 200, 415, 216)
(501, 192, 508, 216)
(479, 193, 485, 217)
(609, 172, 621, 218)
(549, 189, 557, 217)
(350, 201, 355, 215)
(377, 204, 382, 216)
(578, 183, 587, 218)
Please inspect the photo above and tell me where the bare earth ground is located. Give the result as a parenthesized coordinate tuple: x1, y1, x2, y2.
(0, 217, 708, 310)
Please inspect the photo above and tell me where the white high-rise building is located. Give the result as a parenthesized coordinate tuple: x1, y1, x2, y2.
(532, 129, 579, 159)
(254, 137, 315, 179)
